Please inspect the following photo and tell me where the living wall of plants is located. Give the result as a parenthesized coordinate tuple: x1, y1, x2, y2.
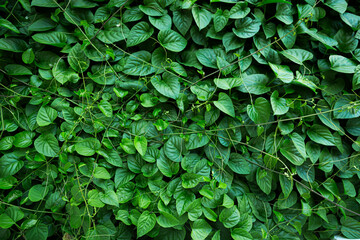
(0, 0, 360, 239)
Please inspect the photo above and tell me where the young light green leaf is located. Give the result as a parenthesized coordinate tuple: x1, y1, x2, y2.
(98, 100, 113, 118)
(307, 124, 335, 146)
(36, 106, 57, 126)
(270, 90, 289, 115)
(269, 63, 294, 83)
(29, 185, 49, 202)
(134, 136, 147, 156)
(137, 211, 156, 238)
(214, 78, 242, 90)
(191, 219, 212, 240)
(214, 92, 235, 118)
(0, 19, 20, 33)
(280, 49, 314, 65)
(22, 48, 35, 64)
(32, 32, 67, 47)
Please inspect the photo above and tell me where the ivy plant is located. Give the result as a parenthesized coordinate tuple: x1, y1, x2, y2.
(0, 0, 360, 239)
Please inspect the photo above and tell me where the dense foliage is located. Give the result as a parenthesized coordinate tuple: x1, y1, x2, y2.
(0, 0, 360, 239)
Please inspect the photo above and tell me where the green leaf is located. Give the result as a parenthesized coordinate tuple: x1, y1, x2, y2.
(233, 17, 261, 38)
(277, 24, 296, 49)
(290, 133, 306, 159)
(280, 49, 313, 65)
(270, 90, 289, 115)
(28, 18, 56, 32)
(191, 219, 212, 240)
(100, 190, 119, 207)
(31, 0, 58, 7)
(36, 106, 57, 126)
(279, 174, 293, 198)
(219, 206, 240, 228)
(228, 153, 250, 174)
(330, 55, 357, 73)
(88, 189, 105, 208)
(25, 223, 48, 240)
(173, 10, 192, 35)
(176, 191, 195, 216)
(29, 184, 49, 202)
(256, 168, 272, 194)
(214, 9, 229, 32)
(158, 29, 187, 52)
(123, 50, 155, 76)
(247, 97, 270, 124)
(341, 216, 360, 239)
(196, 48, 217, 68)
(94, 167, 111, 179)
(237, 74, 270, 95)
(214, 92, 235, 118)
(307, 124, 335, 146)
(53, 59, 79, 85)
(22, 48, 35, 64)
(98, 100, 113, 117)
(214, 78, 242, 90)
(269, 63, 294, 83)
(126, 21, 154, 47)
(75, 138, 101, 156)
(68, 43, 90, 73)
(4, 64, 32, 75)
(229, 2, 250, 19)
(149, 14, 172, 31)
(0, 153, 24, 178)
(137, 211, 156, 238)
(0, 38, 27, 52)
(34, 134, 60, 157)
(341, 12, 360, 30)
(192, 6, 212, 30)
(134, 136, 147, 156)
(32, 32, 67, 47)
(151, 74, 180, 99)
(275, 3, 294, 24)
(164, 136, 187, 162)
(96, 23, 130, 44)
(325, 0, 348, 14)
(0, 214, 15, 228)
(157, 150, 179, 177)
(0, 19, 20, 33)
(0, 136, 15, 150)
(280, 139, 306, 166)
(231, 228, 253, 240)
(333, 96, 360, 119)
(222, 32, 245, 52)
(181, 173, 203, 188)
(120, 138, 136, 154)
(139, 2, 166, 16)
(14, 131, 35, 148)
